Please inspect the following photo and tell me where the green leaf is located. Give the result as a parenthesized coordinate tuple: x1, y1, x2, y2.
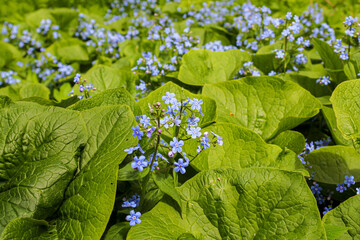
(269, 130, 305, 154)
(0, 105, 137, 238)
(322, 195, 360, 240)
(19, 83, 50, 99)
(103, 222, 130, 240)
(26, 8, 79, 35)
(330, 79, 360, 149)
(136, 82, 217, 127)
(49, 8, 79, 35)
(127, 168, 325, 239)
(84, 65, 136, 95)
(152, 172, 182, 213)
(253, 41, 283, 73)
(46, 38, 89, 62)
(118, 161, 149, 181)
(322, 106, 353, 146)
(305, 146, 360, 185)
(284, 69, 332, 97)
(312, 38, 343, 70)
(178, 49, 251, 86)
(0, 85, 22, 101)
(68, 88, 139, 114)
(182, 123, 305, 173)
(53, 83, 73, 102)
(202, 76, 322, 140)
(312, 38, 346, 83)
(1, 218, 54, 239)
(344, 61, 357, 80)
(324, 224, 349, 240)
(0, 101, 87, 233)
(0, 42, 22, 68)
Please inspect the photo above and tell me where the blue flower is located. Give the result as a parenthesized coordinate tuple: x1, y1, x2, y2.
(344, 175, 355, 187)
(132, 126, 144, 140)
(200, 137, 210, 150)
(174, 158, 189, 174)
(340, 52, 349, 60)
(165, 105, 177, 117)
(344, 16, 358, 26)
(316, 76, 331, 86)
(336, 183, 347, 193)
(187, 116, 200, 127)
(146, 126, 156, 138)
(122, 194, 140, 208)
(170, 137, 184, 153)
(187, 126, 202, 139)
(322, 207, 332, 215)
(162, 92, 176, 104)
(126, 210, 141, 226)
(357, 187, 360, 195)
(286, 12, 292, 20)
(139, 115, 151, 128)
(160, 116, 171, 129)
(268, 71, 277, 76)
(211, 131, 223, 146)
(124, 145, 140, 154)
(189, 98, 203, 112)
(311, 184, 322, 195)
(131, 155, 148, 172)
(74, 73, 81, 82)
(274, 49, 285, 59)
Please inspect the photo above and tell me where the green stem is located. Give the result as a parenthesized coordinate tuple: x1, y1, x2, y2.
(284, 20, 288, 73)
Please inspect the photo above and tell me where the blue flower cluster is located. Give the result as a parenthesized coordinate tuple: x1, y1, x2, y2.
(68, 73, 96, 100)
(316, 76, 331, 86)
(125, 92, 223, 175)
(2, 22, 42, 57)
(0, 71, 20, 86)
(328, 16, 359, 60)
(36, 19, 61, 40)
(32, 52, 74, 82)
(298, 137, 331, 165)
(236, 61, 261, 77)
(336, 175, 356, 193)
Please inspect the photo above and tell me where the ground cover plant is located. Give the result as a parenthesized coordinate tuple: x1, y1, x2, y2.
(1, 0, 360, 239)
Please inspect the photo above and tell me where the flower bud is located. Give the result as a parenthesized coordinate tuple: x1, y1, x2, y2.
(203, 131, 209, 137)
(168, 151, 175, 157)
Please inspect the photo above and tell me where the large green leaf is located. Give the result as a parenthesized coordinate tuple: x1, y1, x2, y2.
(136, 82, 217, 127)
(322, 106, 353, 146)
(202, 76, 322, 140)
(68, 87, 139, 114)
(25, 8, 78, 35)
(0, 42, 22, 68)
(322, 195, 360, 240)
(331, 79, 360, 150)
(46, 38, 89, 62)
(84, 65, 136, 95)
(127, 168, 325, 239)
(178, 49, 251, 86)
(19, 83, 50, 99)
(284, 69, 332, 98)
(312, 38, 347, 83)
(182, 123, 305, 173)
(103, 222, 130, 240)
(0, 101, 86, 233)
(305, 146, 360, 185)
(1, 105, 137, 239)
(49, 106, 137, 239)
(269, 130, 305, 155)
